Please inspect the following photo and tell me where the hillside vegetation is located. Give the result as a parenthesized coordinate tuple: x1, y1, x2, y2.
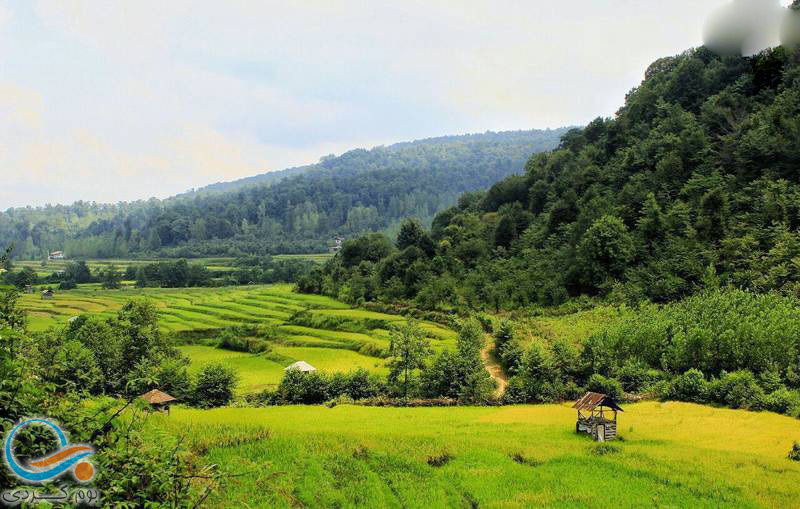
(308, 47, 800, 309)
(0, 129, 566, 260)
(300, 46, 800, 413)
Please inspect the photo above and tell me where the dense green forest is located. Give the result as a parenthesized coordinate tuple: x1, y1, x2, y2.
(296, 45, 800, 412)
(0, 129, 566, 260)
(304, 46, 800, 308)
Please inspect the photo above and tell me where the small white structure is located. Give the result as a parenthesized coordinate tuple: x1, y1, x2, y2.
(284, 361, 317, 373)
(48, 251, 64, 260)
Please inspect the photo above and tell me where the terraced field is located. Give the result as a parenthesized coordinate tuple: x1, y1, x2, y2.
(18, 284, 455, 392)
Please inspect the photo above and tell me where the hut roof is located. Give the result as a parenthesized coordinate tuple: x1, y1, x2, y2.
(140, 389, 177, 405)
(573, 392, 624, 412)
(284, 361, 317, 372)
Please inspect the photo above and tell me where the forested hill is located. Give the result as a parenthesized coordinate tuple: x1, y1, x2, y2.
(307, 46, 800, 309)
(185, 131, 563, 197)
(0, 129, 567, 259)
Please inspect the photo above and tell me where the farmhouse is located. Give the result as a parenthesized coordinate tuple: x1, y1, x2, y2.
(140, 389, 177, 414)
(48, 251, 65, 260)
(41, 289, 54, 300)
(285, 361, 317, 372)
(573, 392, 623, 442)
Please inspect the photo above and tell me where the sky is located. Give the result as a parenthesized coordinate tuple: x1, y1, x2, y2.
(0, 0, 784, 208)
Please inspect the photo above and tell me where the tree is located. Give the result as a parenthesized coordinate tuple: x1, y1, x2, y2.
(66, 261, 93, 284)
(577, 215, 634, 289)
(396, 219, 430, 253)
(102, 264, 122, 289)
(494, 215, 517, 249)
(387, 320, 431, 398)
(193, 363, 237, 407)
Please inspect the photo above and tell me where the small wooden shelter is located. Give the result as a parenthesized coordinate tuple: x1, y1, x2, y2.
(140, 389, 177, 414)
(573, 392, 623, 442)
(41, 289, 54, 300)
(284, 361, 317, 373)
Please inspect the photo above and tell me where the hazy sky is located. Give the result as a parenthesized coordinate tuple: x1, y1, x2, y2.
(0, 0, 773, 208)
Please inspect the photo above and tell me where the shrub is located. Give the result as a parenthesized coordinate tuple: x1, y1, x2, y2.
(667, 369, 709, 403)
(590, 443, 620, 456)
(763, 387, 799, 415)
(193, 363, 238, 408)
(615, 360, 651, 393)
(58, 279, 77, 290)
(709, 371, 766, 410)
(277, 368, 387, 404)
(789, 442, 800, 462)
(218, 327, 272, 354)
(585, 374, 624, 402)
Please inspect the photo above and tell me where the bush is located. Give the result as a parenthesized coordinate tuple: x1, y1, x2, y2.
(58, 279, 77, 290)
(789, 442, 800, 462)
(193, 363, 237, 407)
(667, 369, 709, 403)
(218, 327, 272, 353)
(709, 370, 765, 410)
(277, 368, 387, 404)
(585, 374, 624, 402)
(763, 387, 799, 415)
(615, 360, 651, 393)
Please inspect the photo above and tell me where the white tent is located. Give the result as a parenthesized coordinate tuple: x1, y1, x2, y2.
(284, 361, 317, 372)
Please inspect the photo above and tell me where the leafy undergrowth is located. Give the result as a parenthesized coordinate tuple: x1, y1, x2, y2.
(149, 401, 800, 508)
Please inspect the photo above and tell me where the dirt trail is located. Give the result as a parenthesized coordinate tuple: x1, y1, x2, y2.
(481, 335, 508, 397)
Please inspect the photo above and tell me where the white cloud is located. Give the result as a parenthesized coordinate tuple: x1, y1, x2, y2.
(0, 0, 759, 207)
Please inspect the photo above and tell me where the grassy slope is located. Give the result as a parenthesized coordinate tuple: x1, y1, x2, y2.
(152, 402, 800, 508)
(19, 283, 447, 393)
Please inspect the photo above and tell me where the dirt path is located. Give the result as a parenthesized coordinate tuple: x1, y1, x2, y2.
(481, 335, 508, 397)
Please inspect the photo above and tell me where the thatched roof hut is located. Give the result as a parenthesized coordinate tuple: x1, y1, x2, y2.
(140, 389, 177, 413)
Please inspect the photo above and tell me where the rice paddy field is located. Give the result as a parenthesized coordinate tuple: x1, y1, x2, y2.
(17, 283, 456, 392)
(148, 401, 800, 508)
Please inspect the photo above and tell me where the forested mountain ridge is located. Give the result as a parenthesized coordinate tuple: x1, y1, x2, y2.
(0, 129, 567, 259)
(306, 46, 800, 309)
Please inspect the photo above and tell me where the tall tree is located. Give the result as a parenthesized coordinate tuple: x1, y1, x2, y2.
(387, 320, 431, 398)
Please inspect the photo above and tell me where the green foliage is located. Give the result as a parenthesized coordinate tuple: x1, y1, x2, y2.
(591, 289, 800, 383)
(276, 367, 386, 404)
(218, 326, 272, 354)
(709, 370, 765, 410)
(668, 369, 709, 403)
(585, 374, 624, 402)
(304, 47, 800, 310)
(789, 442, 800, 462)
(0, 130, 564, 259)
(193, 363, 238, 407)
(101, 263, 122, 289)
(387, 320, 431, 398)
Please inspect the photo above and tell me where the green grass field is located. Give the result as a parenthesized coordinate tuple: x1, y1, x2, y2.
(147, 401, 800, 508)
(14, 253, 332, 278)
(18, 283, 450, 392)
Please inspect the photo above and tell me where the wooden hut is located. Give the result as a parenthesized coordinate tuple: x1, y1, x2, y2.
(573, 392, 623, 442)
(140, 389, 177, 414)
(41, 289, 54, 300)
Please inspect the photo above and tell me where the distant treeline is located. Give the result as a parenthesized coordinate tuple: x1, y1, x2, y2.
(1, 256, 314, 290)
(0, 129, 566, 260)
